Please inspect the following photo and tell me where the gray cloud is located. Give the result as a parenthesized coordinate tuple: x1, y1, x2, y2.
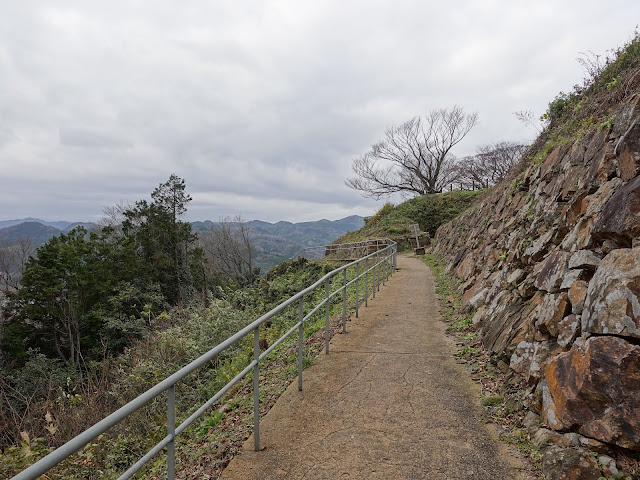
(0, 0, 638, 223)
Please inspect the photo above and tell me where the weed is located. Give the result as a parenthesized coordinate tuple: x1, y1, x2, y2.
(454, 346, 477, 357)
(481, 395, 504, 406)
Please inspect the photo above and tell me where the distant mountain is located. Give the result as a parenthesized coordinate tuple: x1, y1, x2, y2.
(0, 221, 99, 248)
(0, 218, 73, 230)
(0, 222, 61, 247)
(1, 215, 365, 273)
(191, 215, 365, 272)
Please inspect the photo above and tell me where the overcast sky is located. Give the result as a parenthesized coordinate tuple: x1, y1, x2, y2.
(0, 1, 638, 223)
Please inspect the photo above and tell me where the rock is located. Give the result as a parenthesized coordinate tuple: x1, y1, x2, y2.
(541, 145, 569, 181)
(576, 435, 612, 455)
(531, 379, 545, 413)
(600, 238, 620, 255)
(524, 230, 556, 263)
(615, 112, 640, 180)
(523, 410, 540, 428)
(592, 176, 640, 247)
(481, 296, 531, 360)
(557, 315, 580, 348)
(560, 268, 584, 290)
(582, 247, 640, 339)
(510, 341, 536, 379)
(618, 140, 640, 180)
(452, 247, 467, 266)
(568, 280, 588, 314)
(612, 93, 640, 138)
(541, 446, 601, 480)
(545, 336, 640, 449)
(534, 251, 569, 292)
(532, 427, 563, 447)
(517, 276, 537, 297)
(467, 288, 487, 309)
(568, 250, 601, 270)
(455, 252, 476, 280)
(561, 217, 596, 251)
(506, 268, 525, 285)
(541, 380, 567, 431)
(536, 293, 571, 338)
(585, 178, 624, 217)
(598, 455, 619, 478)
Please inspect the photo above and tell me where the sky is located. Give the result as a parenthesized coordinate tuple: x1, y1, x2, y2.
(0, 1, 638, 223)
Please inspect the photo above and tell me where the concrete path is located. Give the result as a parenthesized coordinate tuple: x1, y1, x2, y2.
(221, 255, 530, 479)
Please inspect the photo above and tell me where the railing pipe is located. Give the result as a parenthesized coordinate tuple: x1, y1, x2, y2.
(253, 327, 260, 451)
(298, 297, 304, 391)
(13, 239, 397, 480)
(167, 386, 176, 479)
(325, 278, 330, 354)
(342, 269, 347, 333)
(355, 261, 359, 318)
(364, 256, 368, 307)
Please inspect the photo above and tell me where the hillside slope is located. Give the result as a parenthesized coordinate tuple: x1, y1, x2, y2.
(334, 191, 483, 245)
(192, 216, 365, 271)
(431, 35, 640, 479)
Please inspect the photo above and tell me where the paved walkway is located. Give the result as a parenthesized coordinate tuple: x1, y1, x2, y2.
(221, 255, 530, 479)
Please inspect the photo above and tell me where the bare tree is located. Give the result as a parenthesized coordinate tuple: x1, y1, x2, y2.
(456, 141, 528, 190)
(514, 110, 545, 134)
(200, 216, 256, 286)
(346, 106, 478, 198)
(0, 237, 35, 294)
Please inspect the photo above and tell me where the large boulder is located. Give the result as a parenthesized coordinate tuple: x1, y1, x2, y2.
(534, 251, 569, 292)
(582, 247, 640, 339)
(592, 176, 640, 246)
(545, 336, 640, 449)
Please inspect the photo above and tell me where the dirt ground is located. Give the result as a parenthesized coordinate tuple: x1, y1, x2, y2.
(220, 255, 533, 479)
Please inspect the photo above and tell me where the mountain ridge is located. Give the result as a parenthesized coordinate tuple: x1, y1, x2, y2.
(0, 215, 366, 272)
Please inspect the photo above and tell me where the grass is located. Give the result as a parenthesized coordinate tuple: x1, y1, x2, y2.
(335, 190, 485, 245)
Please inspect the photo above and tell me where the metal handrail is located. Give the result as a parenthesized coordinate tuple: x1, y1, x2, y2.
(295, 238, 389, 261)
(13, 239, 397, 480)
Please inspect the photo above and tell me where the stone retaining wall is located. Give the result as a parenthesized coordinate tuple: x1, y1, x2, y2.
(432, 95, 640, 477)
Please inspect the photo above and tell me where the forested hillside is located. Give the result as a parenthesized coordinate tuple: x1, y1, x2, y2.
(0, 174, 360, 478)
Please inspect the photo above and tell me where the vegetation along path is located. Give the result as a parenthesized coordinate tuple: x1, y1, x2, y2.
(221, 254, 531, 479)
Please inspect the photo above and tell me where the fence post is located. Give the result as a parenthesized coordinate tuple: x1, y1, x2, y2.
(167, 385, 175, 480)
(355, 261, 359, 318)
(325, 278, 330, 354)
(342, 269, 347, 333)
(253, 328, 260, 451)
(364, 256, 368, 307)
(382, 250, 386, 286)
(393, 247, 397, 272)
(377, 251, 380, 292)
(298, 297, 304, 391)
(373, 252, 376, 299)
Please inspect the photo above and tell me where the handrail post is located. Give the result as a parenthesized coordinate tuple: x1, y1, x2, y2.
(167, 385, 175, 480)
(393, 246, 397, 272)
(253, 328, 260, 451)
(372, 252, 376, 299)
(298, 297, 304, 391)
(376, 251, 380, 292)
(386, 249, 390, 281)
(355, 261, 359, 318)
(382, 250, 386, 286)
(325, 278, 330, 354)
(342, 269, 347, 333)
(364, 256, 368, 307)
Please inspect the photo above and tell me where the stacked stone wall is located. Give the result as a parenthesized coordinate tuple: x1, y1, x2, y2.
(432, 95, 640, 477)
